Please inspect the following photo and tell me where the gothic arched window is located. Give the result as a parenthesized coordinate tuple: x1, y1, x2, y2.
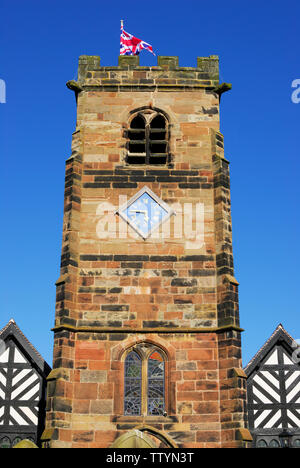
(124, 351, 142, 416)
(269, 439, 280, 448)
(12, 437, 22, 447)
(147, 351, 165, 415)
(127, 109, 169, 165)
(124, 345, 166, 416)
(0, 436, 11, 448)
(257, 439, 267, 448)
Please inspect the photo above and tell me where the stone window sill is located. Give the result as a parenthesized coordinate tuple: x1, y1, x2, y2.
(112, 415, 178, 424)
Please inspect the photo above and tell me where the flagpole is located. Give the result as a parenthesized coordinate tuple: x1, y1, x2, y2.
(121, 19, 123, 30)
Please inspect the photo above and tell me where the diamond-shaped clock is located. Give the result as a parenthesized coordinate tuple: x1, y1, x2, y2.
(117, 186, 175, 240)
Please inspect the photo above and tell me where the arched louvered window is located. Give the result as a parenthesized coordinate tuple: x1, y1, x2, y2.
(127, 110, 169, 165)
(124, 345, 166, 416)
(128, 114, 146, 157)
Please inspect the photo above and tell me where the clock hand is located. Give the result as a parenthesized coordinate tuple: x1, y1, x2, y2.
(130, 209, 147, 213)
(129, 209, 149, 223)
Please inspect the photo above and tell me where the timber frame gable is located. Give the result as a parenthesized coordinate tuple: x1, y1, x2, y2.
(0, 319, 51, 448)
(245, 324, 300, 448)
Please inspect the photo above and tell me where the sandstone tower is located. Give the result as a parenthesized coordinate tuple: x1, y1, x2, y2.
(43, 55, 251, 448)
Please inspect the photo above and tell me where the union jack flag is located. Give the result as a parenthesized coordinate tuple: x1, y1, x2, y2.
(120, 23, 155, 56)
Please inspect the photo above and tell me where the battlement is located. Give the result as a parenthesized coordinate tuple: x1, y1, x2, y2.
(74, 55, 220, 91)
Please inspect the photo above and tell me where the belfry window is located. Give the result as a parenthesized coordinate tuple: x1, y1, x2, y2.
(124, 346, 166, 416)
(127, 110, 169, 165)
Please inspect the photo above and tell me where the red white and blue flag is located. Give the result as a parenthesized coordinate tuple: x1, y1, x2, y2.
(120, 22, 155, 56)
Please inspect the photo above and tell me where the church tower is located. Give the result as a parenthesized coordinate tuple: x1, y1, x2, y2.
(43, 55, 251, 448)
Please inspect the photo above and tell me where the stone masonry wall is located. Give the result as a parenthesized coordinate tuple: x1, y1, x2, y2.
(44, 55, 250, 448)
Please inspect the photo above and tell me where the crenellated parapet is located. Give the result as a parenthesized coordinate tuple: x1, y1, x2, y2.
(66, 55, 230, 93)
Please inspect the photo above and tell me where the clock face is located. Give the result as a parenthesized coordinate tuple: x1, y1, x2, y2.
(118, 187, 174, 239)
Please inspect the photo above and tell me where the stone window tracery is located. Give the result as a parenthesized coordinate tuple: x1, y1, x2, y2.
(124, 345, 166, 416)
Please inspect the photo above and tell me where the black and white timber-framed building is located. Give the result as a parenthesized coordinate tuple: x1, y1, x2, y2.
(0, 319, 51, 448)
(0, 318, 299, 448)
(245, 324, 300, 448)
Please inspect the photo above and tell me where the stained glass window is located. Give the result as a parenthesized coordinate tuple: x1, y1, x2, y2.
(12, 437, 22, 447)
(0, 437, 11, 448)
(257, 439, 267, 448)
(147, 351, 165, 415)
(294, 439, 300, 447)
(269, 439, 280, 448)
(124, 351, 142, 416)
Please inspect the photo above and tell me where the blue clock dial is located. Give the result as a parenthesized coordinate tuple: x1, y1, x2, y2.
(122, 192, 168, 238)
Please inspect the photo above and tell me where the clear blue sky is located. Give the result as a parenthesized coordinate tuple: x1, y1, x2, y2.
(1, 0, 299, 367)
